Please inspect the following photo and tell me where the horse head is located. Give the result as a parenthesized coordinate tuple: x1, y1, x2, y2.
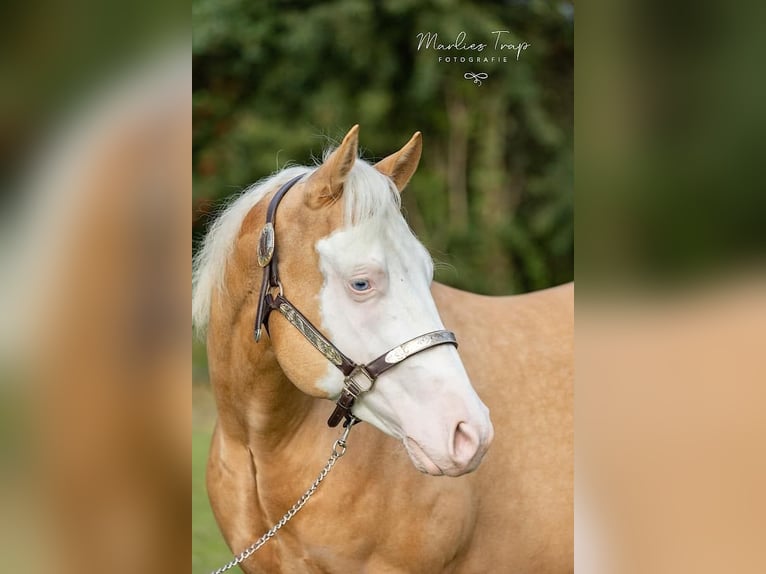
(246, 126, 492, 477)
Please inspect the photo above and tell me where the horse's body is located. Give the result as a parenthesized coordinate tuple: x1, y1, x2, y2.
(197, 127, 572, 573)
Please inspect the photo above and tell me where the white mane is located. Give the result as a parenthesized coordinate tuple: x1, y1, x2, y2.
(192, 157, 405, 337)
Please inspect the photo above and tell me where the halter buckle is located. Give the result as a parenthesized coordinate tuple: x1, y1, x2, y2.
(344, 366, 375, 395)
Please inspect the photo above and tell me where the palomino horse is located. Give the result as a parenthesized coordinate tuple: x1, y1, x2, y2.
(193, 126, 573, 572)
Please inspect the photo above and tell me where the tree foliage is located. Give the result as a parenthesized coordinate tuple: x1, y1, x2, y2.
(193, 0, 573, 294)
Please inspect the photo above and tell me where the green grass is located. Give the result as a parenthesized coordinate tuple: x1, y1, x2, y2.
(192, 385, 231, 573)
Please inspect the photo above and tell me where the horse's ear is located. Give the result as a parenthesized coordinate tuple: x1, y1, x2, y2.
(374, 131, 422, 192)
(306, 124, 359, 207)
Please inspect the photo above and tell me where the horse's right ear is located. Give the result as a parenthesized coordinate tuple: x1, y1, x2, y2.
(305, 125, 359, 208)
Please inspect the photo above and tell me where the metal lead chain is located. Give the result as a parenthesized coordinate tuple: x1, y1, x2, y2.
(209, 423, 354, 574)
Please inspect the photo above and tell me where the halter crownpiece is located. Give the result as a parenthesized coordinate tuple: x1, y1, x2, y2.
(254, 174, 458, 427)
(253, 174, 304, 342)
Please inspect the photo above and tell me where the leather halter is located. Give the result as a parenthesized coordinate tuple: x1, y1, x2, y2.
(253, 174, 458, 427)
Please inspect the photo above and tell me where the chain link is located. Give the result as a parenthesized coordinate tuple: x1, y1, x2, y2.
(208, 424, 354, 574)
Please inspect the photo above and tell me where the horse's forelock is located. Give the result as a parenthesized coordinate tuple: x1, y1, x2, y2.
(342, 159, 401, 228)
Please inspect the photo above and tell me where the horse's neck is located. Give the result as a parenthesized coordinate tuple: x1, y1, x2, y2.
(207, 290, 316, 451)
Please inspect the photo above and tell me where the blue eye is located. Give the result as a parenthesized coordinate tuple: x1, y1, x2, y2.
(350, 279, 371, 292)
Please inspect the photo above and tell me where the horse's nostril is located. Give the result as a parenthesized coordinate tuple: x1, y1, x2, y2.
(451, 422, 480, 466)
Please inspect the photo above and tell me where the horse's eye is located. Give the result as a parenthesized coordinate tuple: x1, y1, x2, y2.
(350, 279, 371, 292)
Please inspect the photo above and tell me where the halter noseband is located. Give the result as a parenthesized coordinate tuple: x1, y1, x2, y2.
(253, 174, 458, 428)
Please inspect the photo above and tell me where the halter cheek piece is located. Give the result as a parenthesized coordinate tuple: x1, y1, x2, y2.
(254, 174, 458, 428)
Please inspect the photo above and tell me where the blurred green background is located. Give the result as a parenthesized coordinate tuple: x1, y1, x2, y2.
(193, 0, 572, 569)
(193, 0, 573, 295)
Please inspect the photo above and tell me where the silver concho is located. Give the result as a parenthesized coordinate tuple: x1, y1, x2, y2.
(257, 223, 275, 267)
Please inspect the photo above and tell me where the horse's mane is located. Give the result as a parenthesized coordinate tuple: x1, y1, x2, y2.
(192, 157, 402, 338)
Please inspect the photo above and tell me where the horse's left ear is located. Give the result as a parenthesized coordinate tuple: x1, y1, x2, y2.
(374, 131, 422, 192)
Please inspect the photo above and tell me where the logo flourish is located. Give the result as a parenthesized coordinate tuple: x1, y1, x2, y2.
(464, 72, 489, 86)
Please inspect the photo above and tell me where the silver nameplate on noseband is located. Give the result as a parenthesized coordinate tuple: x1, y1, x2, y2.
(278, 303, 344, 366)
(384, 331, 457, 365)
(257, 223, 275, 267)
